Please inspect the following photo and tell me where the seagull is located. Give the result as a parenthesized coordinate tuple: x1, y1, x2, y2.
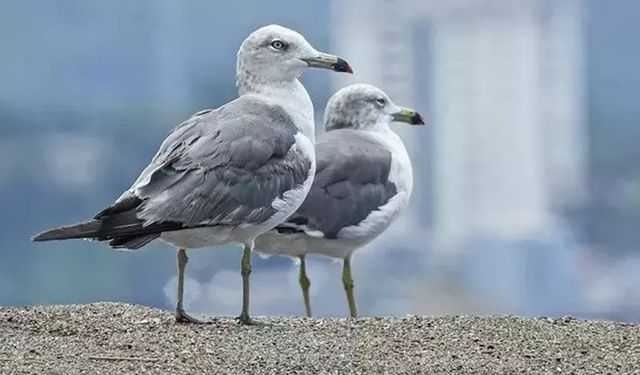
(32, 25, 353, 324)
(254, 84, 424, 318)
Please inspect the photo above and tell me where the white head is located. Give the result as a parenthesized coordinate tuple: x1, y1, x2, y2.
(236, 25, 352, 93)
(324, 84, 425, 131)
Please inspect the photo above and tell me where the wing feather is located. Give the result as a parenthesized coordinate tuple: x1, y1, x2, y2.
(279, 129, 396, 239)
(132, 95, 312, 227)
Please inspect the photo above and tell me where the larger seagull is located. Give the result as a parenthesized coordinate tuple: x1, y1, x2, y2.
(255, 84, 424, 318)
(32, 25, 352, 324)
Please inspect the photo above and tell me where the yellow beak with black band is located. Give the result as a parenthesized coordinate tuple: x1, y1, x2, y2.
(392, 107, 425, 125)
(300, 53, 353, 73)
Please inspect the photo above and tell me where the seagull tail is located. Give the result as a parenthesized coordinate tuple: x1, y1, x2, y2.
(32, 201, 181, 249)
(32, 220, 102, 242)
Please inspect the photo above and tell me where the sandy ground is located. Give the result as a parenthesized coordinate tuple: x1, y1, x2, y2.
(1, 303, 639, 374)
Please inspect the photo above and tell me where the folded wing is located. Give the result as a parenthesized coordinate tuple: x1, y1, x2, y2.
(276, 129, 396, 239)
(34, 96, 312, 249)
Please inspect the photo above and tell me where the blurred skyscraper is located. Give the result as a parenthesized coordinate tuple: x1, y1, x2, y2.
(330, 0, 587, 256)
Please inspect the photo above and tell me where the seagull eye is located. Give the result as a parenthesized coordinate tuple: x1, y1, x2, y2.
(270, 40, 286, 50)
(375, 98, 386, 107)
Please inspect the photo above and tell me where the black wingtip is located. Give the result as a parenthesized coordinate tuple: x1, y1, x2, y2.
(31, 220, 102, 242)
(32, 228, 68, 242)
(32, 228, 60, 242)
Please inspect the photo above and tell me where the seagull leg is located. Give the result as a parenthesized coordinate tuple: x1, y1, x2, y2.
(236, 242, 260, 325)
(175, 248, 207, 324)
(298, 255, 312, 317)
(342, 255, 358, 318)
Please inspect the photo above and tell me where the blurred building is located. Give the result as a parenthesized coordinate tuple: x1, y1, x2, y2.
(330, 0, 587, 255)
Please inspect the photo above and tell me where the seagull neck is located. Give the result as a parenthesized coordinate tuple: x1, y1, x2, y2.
(238, 78, 315, 142)
(365, 123, 407, 160)
(366, 121, 393, 133)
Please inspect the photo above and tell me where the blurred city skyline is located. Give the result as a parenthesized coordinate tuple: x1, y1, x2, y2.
(1, 0, 640, 321)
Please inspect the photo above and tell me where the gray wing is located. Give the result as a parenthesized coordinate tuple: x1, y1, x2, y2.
(123, 95, 312, 227)
(277, 129, 396, 239)
(33, 95, 312, 250)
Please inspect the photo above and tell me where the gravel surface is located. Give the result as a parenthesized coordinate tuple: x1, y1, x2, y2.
(1, 303, 639, 374)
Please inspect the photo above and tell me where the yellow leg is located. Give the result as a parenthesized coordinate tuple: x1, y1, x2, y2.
(342, 255, 358, 318)
(175, 248, 207, 324)
(298, 255, 312, 317)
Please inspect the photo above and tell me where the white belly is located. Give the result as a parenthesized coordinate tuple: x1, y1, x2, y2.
(255, 230, 361, 259)
(160, 226, 236, 249)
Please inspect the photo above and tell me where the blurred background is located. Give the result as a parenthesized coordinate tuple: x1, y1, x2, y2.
(1, 0, 640, 321)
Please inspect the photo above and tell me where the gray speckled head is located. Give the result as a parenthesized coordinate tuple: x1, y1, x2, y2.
(236, 25, 317, 93)
(324, 84, 399, 131)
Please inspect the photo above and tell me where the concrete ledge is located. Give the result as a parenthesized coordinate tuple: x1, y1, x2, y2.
(1, 303, 638, 374)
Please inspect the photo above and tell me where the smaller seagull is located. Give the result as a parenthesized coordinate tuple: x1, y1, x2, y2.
(255, 84, 424, 317)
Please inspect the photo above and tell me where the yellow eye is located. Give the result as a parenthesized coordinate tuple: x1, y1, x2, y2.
(271, 40, 285, 50)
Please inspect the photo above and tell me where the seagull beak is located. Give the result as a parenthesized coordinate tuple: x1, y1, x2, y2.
(392, 107, 425, 126)
(300, 53, 353, 74)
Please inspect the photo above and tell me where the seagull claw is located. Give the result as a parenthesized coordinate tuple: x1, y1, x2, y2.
(235, 314, 268, 326)
(175, 309, 210, 324)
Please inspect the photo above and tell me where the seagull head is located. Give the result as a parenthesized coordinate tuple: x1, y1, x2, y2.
(237, 25, 352, 85)
(324, 84, 425, 131)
